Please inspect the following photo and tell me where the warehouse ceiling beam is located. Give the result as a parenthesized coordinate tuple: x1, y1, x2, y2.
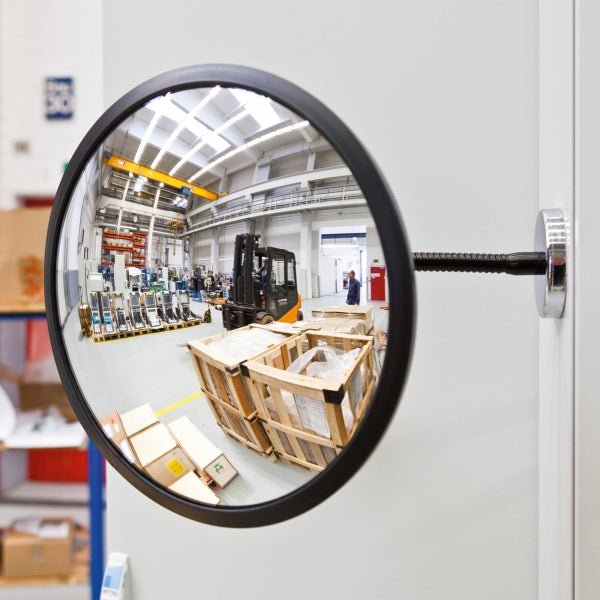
(98, 195, 186, 224)
(103, 153, 220, 201)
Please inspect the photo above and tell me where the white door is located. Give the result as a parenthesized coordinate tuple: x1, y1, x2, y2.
(100, 1, 594, 598)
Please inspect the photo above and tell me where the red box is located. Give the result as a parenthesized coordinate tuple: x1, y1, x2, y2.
(28, 448, 89, 482)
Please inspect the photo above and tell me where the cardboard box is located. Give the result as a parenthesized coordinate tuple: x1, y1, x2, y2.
(0, 355, 77, 423)
(0, 208, 51, 312)
(19, 380, 76, 423)
(100, 411, 139, 466)
(119, 403, 158, 437)
(144, 447, 194, 487)
(168, 472, 222, 505)
(28, 448, 89, 482)
(168, 416, 237, 488)
(19, 355, 76, 422)
(129, 423, 194, 487)
(2, 518, 73, 578)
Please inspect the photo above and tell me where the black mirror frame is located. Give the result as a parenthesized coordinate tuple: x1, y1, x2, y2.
(44, 64, 416, 528)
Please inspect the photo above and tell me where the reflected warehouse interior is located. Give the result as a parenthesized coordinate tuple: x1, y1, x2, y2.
(53, 82, 393, 509)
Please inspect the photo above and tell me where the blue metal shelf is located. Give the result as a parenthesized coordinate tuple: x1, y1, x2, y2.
(0, 311, 104, 600)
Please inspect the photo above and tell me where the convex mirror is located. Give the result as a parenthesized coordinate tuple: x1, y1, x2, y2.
(45, 64, 415, 527)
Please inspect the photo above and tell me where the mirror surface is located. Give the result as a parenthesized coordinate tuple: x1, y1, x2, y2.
(48, 67, 413, 524)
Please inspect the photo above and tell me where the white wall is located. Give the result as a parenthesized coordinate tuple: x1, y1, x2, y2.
(103, 2, 542, 599)
(575, 1, 600, 597)
(0, 0, 103, 542)
(0, 1, 103, 209)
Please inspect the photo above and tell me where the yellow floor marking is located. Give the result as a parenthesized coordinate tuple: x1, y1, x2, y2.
(155, 391, 203, 417)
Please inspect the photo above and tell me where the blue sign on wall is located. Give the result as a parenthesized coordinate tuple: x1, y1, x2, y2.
(45, 77, 74, 119)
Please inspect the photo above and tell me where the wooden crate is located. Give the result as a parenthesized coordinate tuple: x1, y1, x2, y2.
(301, 317, 366, 335)
(244, 330, 376, 472)
(203, 393, 274, 456)
(187, 324, 294, 418)
(187, 324, 295, 457)
(310, 305, 374, 334)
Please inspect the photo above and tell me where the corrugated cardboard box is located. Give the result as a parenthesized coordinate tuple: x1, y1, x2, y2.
(129, 422, 194, 487)
(119, 403, 158, 437)
(2, 518, 73, 578)
(168, 472, 222, 505)
(19, 355, 76, 422)
(0, 354, 76, 423)
(144, 447, 194, 487)
(168, 416, 237, 488)
(100, 410, 139, 466)
(0, 208, 51, 312)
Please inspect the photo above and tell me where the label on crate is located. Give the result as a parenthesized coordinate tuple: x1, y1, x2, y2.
(166, 459, 186, 477)
(294, 394, 330, 438)
(348, 371, 364, 412)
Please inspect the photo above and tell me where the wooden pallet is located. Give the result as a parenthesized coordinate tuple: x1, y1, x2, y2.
(127, 326, 148, 336)
(91, 320, 204, 342)
(180, 319, 202, 327)
(161, 320, 185, 331)
(263, 420, 337, 472)
(204, 393, 274, 457)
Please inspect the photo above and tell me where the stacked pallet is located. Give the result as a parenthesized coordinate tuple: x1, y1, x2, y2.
(310, 305, 374, 334)
(187, 325, 293, 459)
(188, 322, 376, 472)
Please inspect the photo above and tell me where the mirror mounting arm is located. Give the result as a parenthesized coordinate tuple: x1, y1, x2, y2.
(413, 251, 546, 275)
(412, 209, 567, 319)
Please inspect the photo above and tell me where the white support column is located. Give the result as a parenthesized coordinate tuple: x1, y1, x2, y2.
(538, 1, 575, 598)
(146, 186, 161, 268)
(116, 178, 131, 234)
(210, 228, 220, 273)
(299, 214, 312, 300)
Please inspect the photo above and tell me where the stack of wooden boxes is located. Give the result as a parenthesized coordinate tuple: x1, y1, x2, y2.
(186, 324, 295, 460)
(187, 317, 377, 473)
(309, 305, 374, 334)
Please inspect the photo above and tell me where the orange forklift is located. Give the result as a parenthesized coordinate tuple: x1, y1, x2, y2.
(222, 233, 303, 330)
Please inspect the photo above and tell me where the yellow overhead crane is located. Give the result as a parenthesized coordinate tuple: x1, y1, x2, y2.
(103, 153, 220, 201)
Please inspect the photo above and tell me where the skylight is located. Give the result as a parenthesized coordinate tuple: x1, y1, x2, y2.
(202, 131, 230, 154)
(150, 87, 221, 170)
(188, 120, 310, 183)
(231, 88, 280, 129)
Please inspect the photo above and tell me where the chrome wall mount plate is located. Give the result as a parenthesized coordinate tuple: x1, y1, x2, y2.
(534, 208, 567, 319)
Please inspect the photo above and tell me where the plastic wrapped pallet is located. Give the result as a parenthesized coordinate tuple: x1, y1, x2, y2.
(310, 305, 374, 334)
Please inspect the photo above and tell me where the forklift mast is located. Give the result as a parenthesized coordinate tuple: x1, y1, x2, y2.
(223, 232, 301, 330)
(231, 233, 258, 304)
(231, 233, 262, 306)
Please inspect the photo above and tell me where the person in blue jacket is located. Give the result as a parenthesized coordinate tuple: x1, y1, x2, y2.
(346, 270, 361, 305)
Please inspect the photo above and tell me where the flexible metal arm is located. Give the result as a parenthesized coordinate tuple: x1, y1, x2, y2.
(413, 251, 547, 276)
(411, 209, 567, 318)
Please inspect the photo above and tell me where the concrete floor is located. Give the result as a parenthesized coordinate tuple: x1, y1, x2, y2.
(63, 290, 388, 506)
